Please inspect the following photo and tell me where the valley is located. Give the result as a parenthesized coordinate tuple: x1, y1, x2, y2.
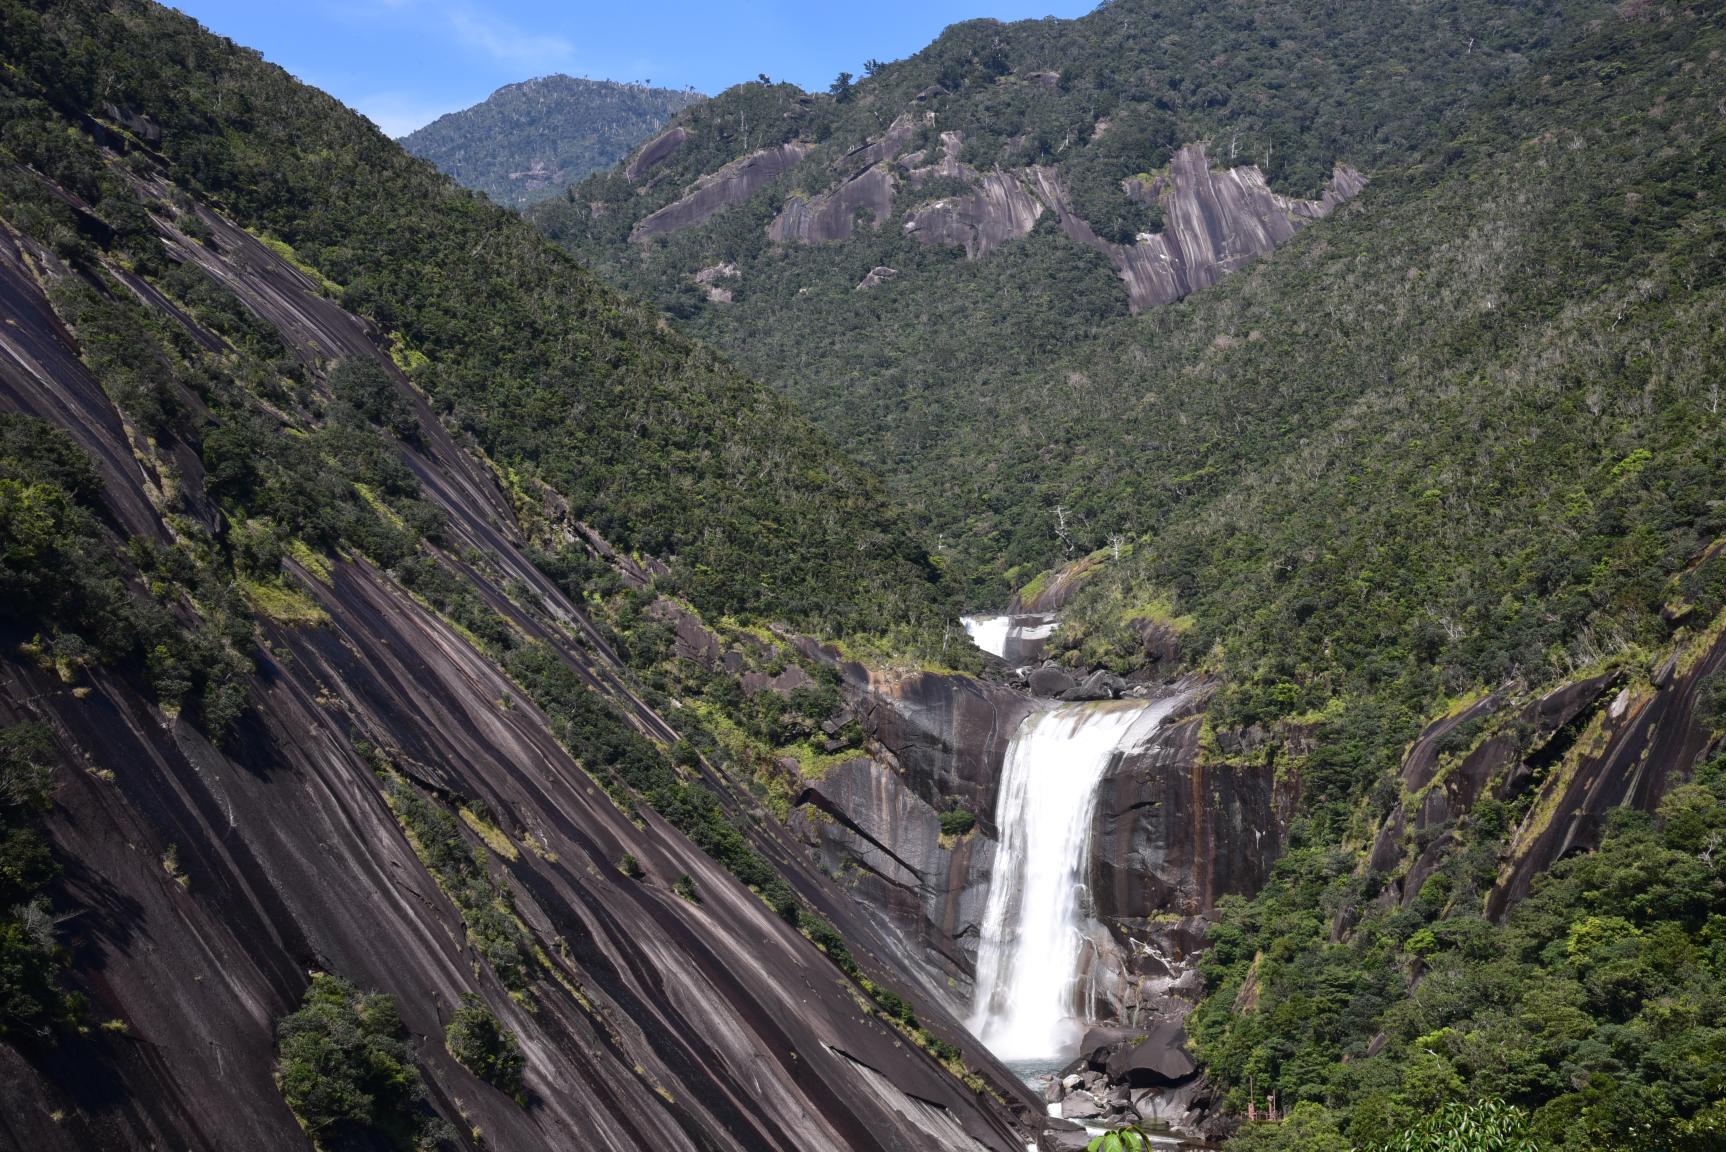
(1, 0, 1724, 1150)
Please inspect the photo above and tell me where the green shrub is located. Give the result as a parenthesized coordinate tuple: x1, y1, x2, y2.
(673, 873, 700, 902)
(444, 993, 524, 1096)
(384, 775, 533, 993)
(275, 973, 448, 1150)
(0, 722, 73, 1038)
(1379, 1098, 1539, 1152)
(938, 809, 976, 837)
(1697, 668, 1726, 736)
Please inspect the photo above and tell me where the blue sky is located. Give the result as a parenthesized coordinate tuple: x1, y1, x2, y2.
(167, 0, 1098, 138)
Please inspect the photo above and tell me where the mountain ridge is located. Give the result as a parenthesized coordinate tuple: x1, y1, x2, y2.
(400, 74, 702, 208)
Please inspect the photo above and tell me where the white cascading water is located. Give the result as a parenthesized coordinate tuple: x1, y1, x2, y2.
(960, 615, 1014, 659)
(961, 614, 1058, 661)
(968, 697, 1181, 1064)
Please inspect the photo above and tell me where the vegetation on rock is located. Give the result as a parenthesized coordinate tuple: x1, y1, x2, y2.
(444, 993, 525, 1097)
(276, 973, 449, 1150)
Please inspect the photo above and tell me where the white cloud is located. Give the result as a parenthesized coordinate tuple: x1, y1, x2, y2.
(445, 6, 577, 71)
(337, 0, 577, 71)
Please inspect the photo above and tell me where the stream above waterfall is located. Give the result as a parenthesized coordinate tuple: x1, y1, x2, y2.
(967, 696, 1183, 1063)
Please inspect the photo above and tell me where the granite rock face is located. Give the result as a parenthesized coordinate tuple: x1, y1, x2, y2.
(794, 664, 1298, 1051)
(768, 165, 895, 244)
(794, 756, 998, 1006)
(1357, 620, 1726, 923)
(622, 105, 1363, 312)
(0, 190, 1040, 1151)
(1489, 630, 1726, 916)
(903, 168, 1047, 258)
(857, 670, 1041, 831)
(626, 124, 689, 181)
(896, 141, 1364, 310)
(1092, 710, 1296, 923)
(631, 141, 812, 241)
(1093, 147, 1367, 310)
(789, 671, 1036, 1007)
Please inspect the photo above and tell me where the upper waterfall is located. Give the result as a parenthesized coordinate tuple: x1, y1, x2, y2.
(960, 613, 1059, 663)
(968, 697, 1181, 1063)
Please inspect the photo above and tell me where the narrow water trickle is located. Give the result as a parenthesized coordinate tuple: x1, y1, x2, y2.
(968, 697, 1181, 1063)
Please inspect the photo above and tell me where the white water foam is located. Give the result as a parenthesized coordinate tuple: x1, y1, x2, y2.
(961, 614, 1058, 659)
(968, 697, 1181, 1062)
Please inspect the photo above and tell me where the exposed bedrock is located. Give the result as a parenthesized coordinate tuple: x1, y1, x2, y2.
(1092, 706, 1297, 923)
(857, 671, 1041, 830)
(790, 672, 1036, 1008)
(792, 756, 998, 1010)
(1072, 695, 1296, 1048)
(1356, 616, 1726, 923)
(902, 168, 1047, 259)
(631, 141, 812, 241)
(1028, 145, 1366, 311)
(1490, 626, 1726, 915)
(1010, 553, 1108, 615)
(0, 200, 1040, 1150)
(899, 142, 1365, 311)
(645, 116, 1363, 311)
(768, 166, 896, 244)
(626, 125, 688, 181)
(791, 665, 1298, 1041)
(839, 112, 922, 175)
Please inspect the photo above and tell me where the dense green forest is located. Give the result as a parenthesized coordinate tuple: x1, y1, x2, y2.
(536, 0, 1726, 1145)
(1202, 754, 1726, 1151)
(0, 0, 973, 1071)
(400, 76, 702, 208)
(1056, 5, 1726, 1146)
(535, 0, 1614, 593)
(5, 0, 1726, 1147)
(0, 0, 957, 644)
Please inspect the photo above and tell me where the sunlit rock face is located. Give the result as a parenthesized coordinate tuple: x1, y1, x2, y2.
(626, 124, 689, 181)
(0, 200, 1040, 1152)
(897, 141, 1365, 311)
(631, 141, 813, 240)
(768, 166, 895, 244)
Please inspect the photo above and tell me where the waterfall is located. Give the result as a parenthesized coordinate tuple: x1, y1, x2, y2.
(960, 613, 1059, 662)
(968, 697, 1180, 1063)
(960, 614, 1014, 658)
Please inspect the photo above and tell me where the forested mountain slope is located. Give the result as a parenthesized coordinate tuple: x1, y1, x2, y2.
(532, 0, 1726, 1146)
(0, 1, 1034, 1149)
(1032, 4, 1726, 1145)
(535, 0, 1611, 590)
(401, 76, 702, 208)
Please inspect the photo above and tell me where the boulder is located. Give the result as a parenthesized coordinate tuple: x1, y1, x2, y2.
(1061, 669, 1125, 701)
(855, 265, 898, 290)
(1059, 1090, 1105, 1120)
(1079, 1025, 1141, 1070)
(1104, 1019, 1197, 1087)
(1029, 665, 1076, 698)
